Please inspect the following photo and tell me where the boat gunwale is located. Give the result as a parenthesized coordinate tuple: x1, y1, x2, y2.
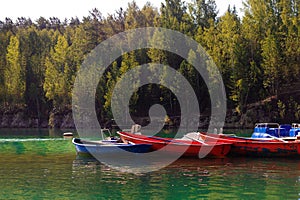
(72, 138, 150, 148)
(117, 131, 232, 147)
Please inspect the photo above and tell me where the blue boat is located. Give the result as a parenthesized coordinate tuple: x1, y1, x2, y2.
(72, 138, 152, 156)
(251, 123, 300, 139)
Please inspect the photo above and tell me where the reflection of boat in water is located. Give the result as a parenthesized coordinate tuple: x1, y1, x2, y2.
(70, 154, 300, 200)
(72, 155, 300, 178)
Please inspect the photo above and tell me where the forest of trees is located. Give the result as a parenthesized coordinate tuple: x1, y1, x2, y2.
(0, 0, 299, 128)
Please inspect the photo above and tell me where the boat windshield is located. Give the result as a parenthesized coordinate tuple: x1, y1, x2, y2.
(292, 123, 300, 128)
(255, 123, 279, 128)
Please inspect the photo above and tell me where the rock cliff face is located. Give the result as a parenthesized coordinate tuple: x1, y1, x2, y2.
(0, 110, 41, 128)
(48, 111, 75, 128)
(0, 95, 295, 129)
(0, 108, 74, 128)
(0, 108, 274, 129)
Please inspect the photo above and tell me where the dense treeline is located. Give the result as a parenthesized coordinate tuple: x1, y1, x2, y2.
(0, 0, 299, 128)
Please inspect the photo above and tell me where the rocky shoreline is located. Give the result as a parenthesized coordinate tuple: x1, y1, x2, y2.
(0, 109, 74, 129)
(0, 107, 278, 129)
(0, 95, 295, 129)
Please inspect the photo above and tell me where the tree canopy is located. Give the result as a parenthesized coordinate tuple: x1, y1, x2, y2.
(0, 0, 299, 127)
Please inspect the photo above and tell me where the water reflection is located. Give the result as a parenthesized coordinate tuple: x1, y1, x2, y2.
(0, 138, 75, 155)
(1, 152, 300, 199)
(0, 133, 300, 199)
(0, 128, 77, 138)
(72, 156, 300, 199)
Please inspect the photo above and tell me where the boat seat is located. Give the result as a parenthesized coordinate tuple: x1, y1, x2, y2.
(181, 132, 203, 141)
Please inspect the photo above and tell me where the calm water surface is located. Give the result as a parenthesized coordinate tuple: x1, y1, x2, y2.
(0, 129, 300, 199)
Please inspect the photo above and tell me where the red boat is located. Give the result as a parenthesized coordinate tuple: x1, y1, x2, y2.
(117, 131, 232, 158)
(231, 140, 300, 157)
(198, 132, 300, 157)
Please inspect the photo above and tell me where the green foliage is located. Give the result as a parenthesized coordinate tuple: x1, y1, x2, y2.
(5, 35, 25, 103)
(43, 35, 71, 108)
(261, 31, 281, 94)
(295, 104, 300, 121)
(189, 0, 218, 29)
(0, 0, 299, 125)
(277, 100, 286, 119)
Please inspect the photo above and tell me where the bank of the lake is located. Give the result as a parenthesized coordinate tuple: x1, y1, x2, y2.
(0, 101, 292, 130)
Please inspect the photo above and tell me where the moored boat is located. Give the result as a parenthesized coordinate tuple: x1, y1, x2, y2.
(197, 122, 300, 143)
(197, 132, 300, 157)
(72, 138, 152, 156)
(117, 131, 232, 158)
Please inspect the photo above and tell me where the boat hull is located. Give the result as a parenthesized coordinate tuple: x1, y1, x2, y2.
(117, 132, 232, 158)
(199, 132, 300, 157)
(231, 141, 300, 157)
(72, 138, 152, 156)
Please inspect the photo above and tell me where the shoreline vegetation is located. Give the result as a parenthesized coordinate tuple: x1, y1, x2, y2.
(0, 0, 299, 129)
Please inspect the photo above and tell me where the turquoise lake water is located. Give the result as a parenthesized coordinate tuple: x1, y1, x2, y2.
(1, 129, 300, 199)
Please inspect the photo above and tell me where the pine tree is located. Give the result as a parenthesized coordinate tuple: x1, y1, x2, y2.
(261, 30, 281, 95)
(189, 0, 218, 29)
(5, 35, 25, 104)
(43, 34, 70, 108)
